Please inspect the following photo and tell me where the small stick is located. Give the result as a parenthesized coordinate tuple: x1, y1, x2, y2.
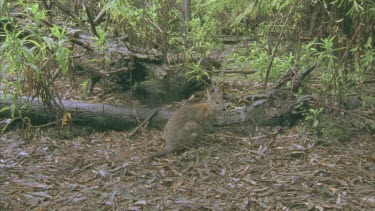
(129, 110, 158, 137)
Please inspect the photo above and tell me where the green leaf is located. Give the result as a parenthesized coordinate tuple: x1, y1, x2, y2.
(2, 62, 10, 73)
(313, 119, 319, 127)
(10, 103, 16, 118)
(30, 63, 40, 79)
(42, 36, 55, 50)
(1, 116, 21, 134)
(22, 46, 34, 60)
(0, 106, 10, 113)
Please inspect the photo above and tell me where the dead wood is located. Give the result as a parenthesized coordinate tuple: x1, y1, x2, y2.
(129, 110, 158, 137)
(219, 62, 317, 127)
(213, 70, 256, 75)
(250, 62, 317, 126)
(94, 7, 108, 24)
(292, 62, 317, 91)
(264, 4, 295, 90)
(84, 5, 98, 37)
(50, 0, 79, 20)
(0, 96, 171, 131)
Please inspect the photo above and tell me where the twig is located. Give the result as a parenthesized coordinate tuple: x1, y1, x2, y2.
(69, 37, 94, 51)
(142, 16, 163, 33)
(84, 5, 98, 37)
(213, 70, 256, 75)
(264, 4, 295, 90)
(292, 61, 317, 92)
(94, 6, 108, 25)
(129, 110, 158, 137)
(49, 0, 78, 20)
(319, 103, 374, 121)
(363, 80, 375, 84)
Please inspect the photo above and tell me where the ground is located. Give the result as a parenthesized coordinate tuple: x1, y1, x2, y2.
(1, 70, 374, 210)
(0, 123, 374, 210)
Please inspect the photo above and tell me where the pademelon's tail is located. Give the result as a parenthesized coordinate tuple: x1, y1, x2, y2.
(146, 146, 178, 165)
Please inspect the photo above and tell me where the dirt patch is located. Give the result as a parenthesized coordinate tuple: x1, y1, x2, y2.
(0, 124, 374, 210)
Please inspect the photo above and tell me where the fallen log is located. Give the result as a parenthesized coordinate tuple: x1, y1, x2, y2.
(0, 63, 317, 131)
(0, 96, 172, 131)
(0, 95, 236, 132)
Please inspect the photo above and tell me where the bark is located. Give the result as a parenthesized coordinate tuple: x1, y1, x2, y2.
(0, 96, 172, 131)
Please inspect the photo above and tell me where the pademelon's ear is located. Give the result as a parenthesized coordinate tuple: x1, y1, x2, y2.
(209, 87, 222, 98)
(213, 87, 222, 97)
(207, 86, 223, 97)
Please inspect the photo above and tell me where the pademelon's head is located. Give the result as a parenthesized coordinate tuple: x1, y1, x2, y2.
(207, 87, 224, 114)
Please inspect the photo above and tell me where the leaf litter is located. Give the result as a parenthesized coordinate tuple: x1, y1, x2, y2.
(0, 123, 374, 210)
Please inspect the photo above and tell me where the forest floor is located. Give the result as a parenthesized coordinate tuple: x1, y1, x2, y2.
(1, 75, 374, 210)
(1, 90, 374, 210)
(1, 122, 374, 210)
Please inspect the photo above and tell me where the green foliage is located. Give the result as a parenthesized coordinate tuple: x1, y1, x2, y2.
(314, 34, 374, 103)
(299, 38, 319, 67)
(319, 114, 350, 142)
(178, 1, 223, 82)
(109, 0, 181, 50)
(316, 36, 341, 91)
(28, 3, 46, 25)
(94, 28, 109, 66)
(185, 59, 210, 84)
(228, 37, 294, 82)
(186, 13, 218, 54)
(195, 0, 292, 34)
(304, 108, 323, 127)
(353, 37, 375, 82)
(192, 0, 250, 35)
(0, 2, 70, 125)
(50, 25, 70, 75)
(1, 107, 31, 134)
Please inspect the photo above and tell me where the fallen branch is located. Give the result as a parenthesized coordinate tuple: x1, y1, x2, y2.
(129, 110, 158, 137)
(212, 70, 256, 75)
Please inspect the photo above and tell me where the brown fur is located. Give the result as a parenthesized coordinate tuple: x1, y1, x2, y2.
(146, 88, 223, 164)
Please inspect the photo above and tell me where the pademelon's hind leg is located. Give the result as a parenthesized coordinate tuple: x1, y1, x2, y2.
(146, 121, 203, 166)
